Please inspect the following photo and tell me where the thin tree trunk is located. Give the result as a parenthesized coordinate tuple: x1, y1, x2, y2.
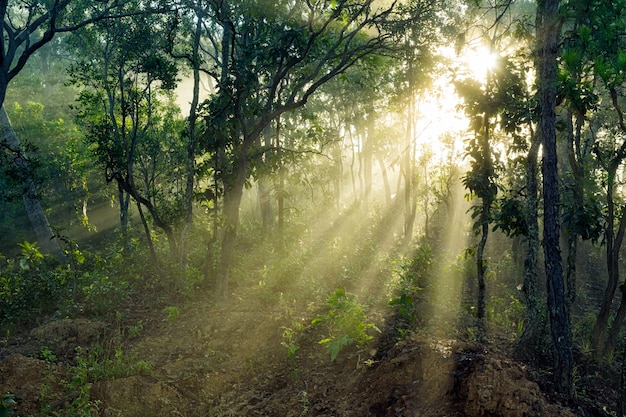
(0, 106, 63, 258)
(118, 183, 130, 234)
(276, 118, 285, 231)
(377, 155, 391, 205)
(137, 199, 158, 267)
(259, 126, 274, 229)
(179, 11, 204, 264)
(404, 83, 415, 245)
(477, 205, 488, 322)
(593, 173, 626, 355)
(518, 132, 542, 350)
(606, 290, 626, 358)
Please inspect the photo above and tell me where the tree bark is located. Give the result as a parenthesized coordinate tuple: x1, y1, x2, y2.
(215, 156, 248, 303)
(0, 106, 63, 258)
(593, 169, 626, 356)
(518, 132, 542, 350)
(538, 0, 573, 396)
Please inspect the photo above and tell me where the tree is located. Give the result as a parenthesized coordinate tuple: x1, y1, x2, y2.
(459, 73, 499, 324)
(0, 0, 148, 257)
(197, 0, 424, 302)
(69, 6, 183, 260)
(537, 0, 573, 396)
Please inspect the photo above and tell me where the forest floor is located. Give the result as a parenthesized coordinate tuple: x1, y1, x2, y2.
(0, 287, 621, 417)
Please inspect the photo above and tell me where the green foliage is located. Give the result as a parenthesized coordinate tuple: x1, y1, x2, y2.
(0, 232, 166, 334)
(0, 243, 64, 332)
(280, 326, 300, 360)
(493, 196, 527, 237)
(0, 100, 96, 253)
(388, 245, 433, 324)
(0, 394, 15, 417)
(486, 291, 525, 335)
(163, 306, 180, 323)
(39, 344, 152, 417)
(127, 320, 144, 338)
(72, 345, 153, 382)
(312, 289, 377, 361)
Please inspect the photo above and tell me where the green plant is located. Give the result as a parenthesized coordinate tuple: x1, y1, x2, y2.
(40, 347, 57, 364)
(0, 393, 15, 417)
(486, 291, 525, 335)
(298, 390, 310, 417)
(280, 327, 300, 359)
(396, 328, 411, 340)
(388, 245, 432, 324)
(312, 289, 378, 361)
(74, 346, 153, 381)
(162, 306, 180, 322)
(127, 320, 144, 338)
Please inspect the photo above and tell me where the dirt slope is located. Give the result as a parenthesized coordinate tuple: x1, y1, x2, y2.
(0, 297, 617, 416)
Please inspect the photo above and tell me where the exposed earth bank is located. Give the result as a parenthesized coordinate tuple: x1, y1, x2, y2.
(0, 300, 617, 416)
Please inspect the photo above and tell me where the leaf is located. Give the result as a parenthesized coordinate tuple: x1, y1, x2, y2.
(578, 25, 592, 44)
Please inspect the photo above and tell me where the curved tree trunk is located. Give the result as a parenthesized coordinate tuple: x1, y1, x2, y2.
(593, 171, 626, 356)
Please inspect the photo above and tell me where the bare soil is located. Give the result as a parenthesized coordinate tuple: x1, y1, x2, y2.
(0, 294, 620, 417)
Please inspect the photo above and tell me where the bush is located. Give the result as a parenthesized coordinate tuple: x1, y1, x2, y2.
(312, 289, 378, 361)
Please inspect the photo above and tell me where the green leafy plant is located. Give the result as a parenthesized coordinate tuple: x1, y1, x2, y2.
(162, 306, 180, 322)
(280, 326, 300, 359)
(312, 289, 378, 361)
(40, 347, 57, 364)
(74, 346, 153, 381)
(127, 320, 144, 338)
(0, 393, 15, 417)
(388, 245, 432, 326)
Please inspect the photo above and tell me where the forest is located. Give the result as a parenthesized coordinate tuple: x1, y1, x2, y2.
(1, 0, 625, 415)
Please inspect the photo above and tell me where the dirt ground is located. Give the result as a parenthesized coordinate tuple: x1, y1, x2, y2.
(0, 294, 620, 417)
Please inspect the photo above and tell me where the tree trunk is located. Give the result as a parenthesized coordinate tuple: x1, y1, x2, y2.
(593, 171, 626, 356)
(118, 183, 130, 233)
(258, 178, 274, 229)
(620, 331, 626, 416)
(538, 0, 573, 395)
(377, 155, 391, 205)
(477, 204, 488, 322)
(403, 86, 415, 245)
(0, 106, 63, 258)
(179, 11, 204, 264)
(137, 199, 158, 267)
(562, 108, 586, 313)
(215, 157, 248, 303)
(362, 101, 375, 202)
(518, 132, 542, 350)
(259, 126, 274, 229)
(606, 289, 626, 358)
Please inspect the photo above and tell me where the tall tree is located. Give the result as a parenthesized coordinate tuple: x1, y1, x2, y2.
(537, 0, 573, 396)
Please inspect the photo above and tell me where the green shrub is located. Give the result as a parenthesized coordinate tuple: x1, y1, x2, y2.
(312, 289, 378, 361)
(388, 244, 433, 324)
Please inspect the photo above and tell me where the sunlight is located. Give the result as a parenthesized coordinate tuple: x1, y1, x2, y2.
(462, 45, 498, 83)
(414, 77, 468, 163)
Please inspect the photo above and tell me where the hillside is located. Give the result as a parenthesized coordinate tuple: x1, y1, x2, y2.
(0, 288, 618, 417)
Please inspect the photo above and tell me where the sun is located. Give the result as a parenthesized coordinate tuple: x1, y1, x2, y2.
(462, 45, 499, 83)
